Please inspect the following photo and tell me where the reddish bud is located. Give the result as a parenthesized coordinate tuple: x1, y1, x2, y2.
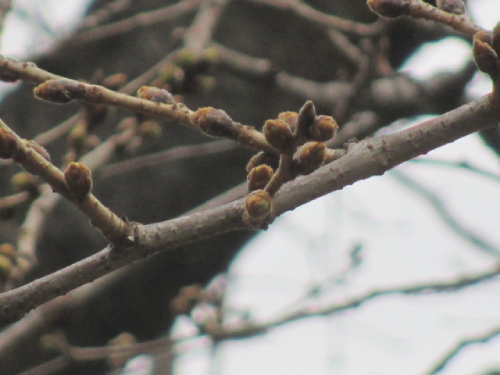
(292, 141, 326, 175)
(263, 119, 293, 152)
(248, 164, 274, 191)
(137, 86, 176, 104)
(191, 107, 240, 139)
(309, 115, 338, 142)
(436, 0, 465, 15)
(367, 0, 408, 19)
(64, 162, 92, 201)
(34, 80, 86, 104)
(473, 32, 499, 80)
(244, 190, 272, 223)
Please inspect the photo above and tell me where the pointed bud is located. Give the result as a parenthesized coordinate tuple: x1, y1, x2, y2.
(248, 165, 274, 191)
(436, 0, 465, 15)
(137, 86, 176, 104)
(11, 171, 39, 195)
(292, 141, 326, 175)
(246, 152, 279, 172)
(34, 80, 86, 104)
(278, 111, 298, 129)
(367, 0, 408, 19)
(64, 162, 92, 201)
(309, 115, 338, 142)
(191, 107, 240, 138)
(244, 190, 272, 223)
(0, 127, 19, 159)
(263, 119, 293, 152)
(295, 101, 316, 138)
(473, 32, 499, 80)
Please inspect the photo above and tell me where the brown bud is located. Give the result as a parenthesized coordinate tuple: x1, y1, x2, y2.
(248, 165, 274, 191)
(295, 101, 316, 138)
(34, 79, 86, 104)
(473, 32, 499, 80)
(436, 0, 465, 15)
(367, 0, 408, 19)
(292, 141, 326, 175)
(244, 190, 272, 222)
(0, 127, 18, 159)
(246, 152, 279, 172)
(278, 111, 298, 129)
(25, 140, 51, 162)
(0, 243, 16, 259)
(11, 171, 39, 195)
(309, 115, 338, 142)
(137, 86, 176, 104)
(138, 120, 162, 141)
(263, 119, 293, 152)
(492, 22, 500, 57)
(64, 162, 92, 201)
(191, 107, 240, 139)
(156, 63, 185, 88)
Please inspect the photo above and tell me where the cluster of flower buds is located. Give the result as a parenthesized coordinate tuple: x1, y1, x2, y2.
(244, 101, 338, 225)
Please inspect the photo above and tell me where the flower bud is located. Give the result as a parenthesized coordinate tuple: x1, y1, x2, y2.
(68, 121, 87, 151)
(247, 165, 274, 191)
(278, 111, 298, 129)
(246, 152, 279, 172)
(64, 162, 92, 201)
(292, 141, 326, 175)
(244, 190, 272, 224)
(295, 101, 316, 138)
(138, 120, 162, 141)
(367, 0, 408, 19)
(436, 0, 465, 15)
(473, 32, 499, 80)
(34, 80, 86, 104)
(263, 119, 293, 152)
(309, 115, 338, 142)
(137, 86, 176, 104)
(191, 107, 240, 139)
(102, 73, 127, 90)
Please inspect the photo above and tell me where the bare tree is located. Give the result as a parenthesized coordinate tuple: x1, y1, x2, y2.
(0, 0, 499, 374)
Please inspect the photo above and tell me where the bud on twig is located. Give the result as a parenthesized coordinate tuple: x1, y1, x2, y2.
(68, 121, 87, 152)
(436, 0, 466, 15)
(138, 120, 163, 141)
(137, 86, 176, 104)
(309, 115, 338, 142)
(246, 151, 279, 172)
(191, 107, 240, 138)
(473, 32, 499, 81)
(244, 190, 272, 224)
(102, 73, 128, 91)
(263, 119, 293, 152)
(295, 101, 316, 138)
(34, 80, 86, 104)
(248, 165, 274, 191)
(11, 172, 39, 195)
(367, 0, 408, 19)
(278, 111, 298, 129)
(292, 141, 326, 175)
(64, 162, 92, 201)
